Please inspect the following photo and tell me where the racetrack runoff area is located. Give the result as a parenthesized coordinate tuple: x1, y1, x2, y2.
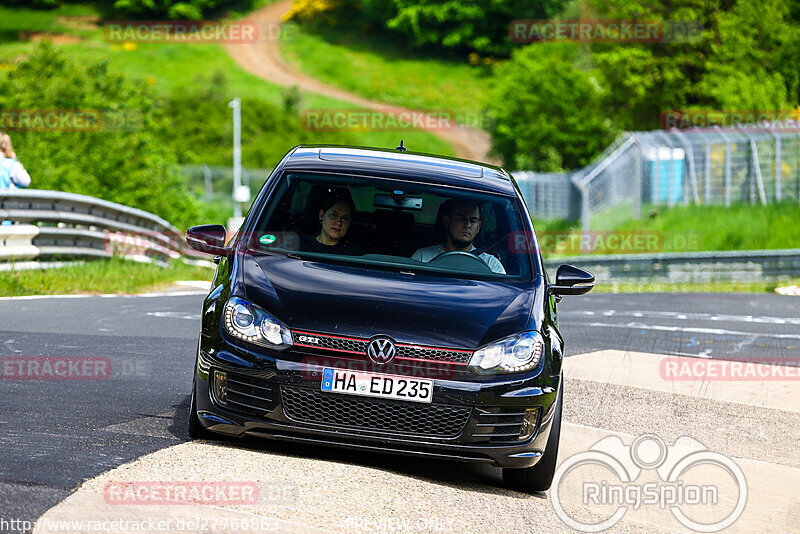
(32, 349, 799, 534)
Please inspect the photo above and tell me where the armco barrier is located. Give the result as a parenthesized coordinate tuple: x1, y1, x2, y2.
(544, 249, 800, 283)
(5, 189, 795, 282)
(0, 189, 198, 266)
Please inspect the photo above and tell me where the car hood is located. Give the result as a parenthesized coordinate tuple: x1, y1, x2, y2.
(240, 254, 541, 349)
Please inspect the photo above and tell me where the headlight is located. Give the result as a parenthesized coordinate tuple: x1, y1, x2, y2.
(469, 331, 544, 373)
(223, 296, 292, 350)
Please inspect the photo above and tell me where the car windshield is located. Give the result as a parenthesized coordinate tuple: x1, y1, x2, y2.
(248, 171, 536, 280)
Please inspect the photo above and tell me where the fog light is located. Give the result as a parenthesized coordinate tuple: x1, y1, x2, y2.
(212, 370, 227, 406)
(519, 408, 539, 440)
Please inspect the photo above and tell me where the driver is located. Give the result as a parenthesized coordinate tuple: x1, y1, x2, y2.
(411, 199, 505, 274)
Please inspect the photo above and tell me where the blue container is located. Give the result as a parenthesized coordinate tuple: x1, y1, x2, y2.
(645, 147, 685, 204)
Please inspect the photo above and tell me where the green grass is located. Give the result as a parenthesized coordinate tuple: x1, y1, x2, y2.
(532, 218, 580, 233)
(0, 8, 454, 157)
(279, 22, 493, 123)
(591, 279, 799, 293)
(613, 203, 800, 252)
(539, 203, 800, 292)
(0, 4, 98, 38)
(536, 202, 800, 257)
(0, 258, 214, 297)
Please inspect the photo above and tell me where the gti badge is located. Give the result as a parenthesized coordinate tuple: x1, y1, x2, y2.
(367, 337, 396, 365)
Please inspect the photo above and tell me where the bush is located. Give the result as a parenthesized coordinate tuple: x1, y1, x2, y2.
(2, 0, 60, 7)
(109, 0, 234, 19)
(0, 43, 200, 229)
(0, 45, 370, 227)
(485, 44, 616, 171)
(286, 0, 562, 56)
(488, 0, 799, 170)
(1, 0, 258, 19)
(162, 72, 363, 169)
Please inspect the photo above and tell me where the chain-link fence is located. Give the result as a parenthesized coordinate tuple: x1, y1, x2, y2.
(512, 171, 580, 221)
(180, 164, 273, 214)
(513, 127, 800, 229)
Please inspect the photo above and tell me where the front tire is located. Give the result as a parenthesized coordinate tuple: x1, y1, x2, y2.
(502, 378, 563, 493)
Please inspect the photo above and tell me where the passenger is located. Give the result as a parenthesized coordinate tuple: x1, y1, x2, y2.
(0, 133, 31, 189)
(412, 199, 505, 274)
(299, 193, 364, 255)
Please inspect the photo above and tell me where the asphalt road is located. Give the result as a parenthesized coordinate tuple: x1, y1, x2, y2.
(1, 291, 798, 532)
(0, 293, 205, 529)
(560, 292, 800, 361)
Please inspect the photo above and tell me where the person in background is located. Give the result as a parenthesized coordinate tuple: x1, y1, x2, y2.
(0, 133, 31, 189)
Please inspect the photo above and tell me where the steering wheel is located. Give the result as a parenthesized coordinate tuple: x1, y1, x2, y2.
(428, 250, 494, 273)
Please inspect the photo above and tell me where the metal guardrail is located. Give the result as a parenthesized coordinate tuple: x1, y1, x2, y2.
(4, 190, 796, 283)
(0, 189, 192, 266)
(544, 249, 800, 283)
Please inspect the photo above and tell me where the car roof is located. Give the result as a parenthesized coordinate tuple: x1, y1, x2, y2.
(281, 145, 519, 196)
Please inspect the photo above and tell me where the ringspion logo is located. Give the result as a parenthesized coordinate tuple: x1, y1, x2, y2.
(552, 434, 747, 532)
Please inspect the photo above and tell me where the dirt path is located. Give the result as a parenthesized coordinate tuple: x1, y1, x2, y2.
(225, 0, 495, 163)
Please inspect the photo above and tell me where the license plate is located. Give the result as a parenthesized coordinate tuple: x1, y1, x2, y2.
(320, 368, 433, 404)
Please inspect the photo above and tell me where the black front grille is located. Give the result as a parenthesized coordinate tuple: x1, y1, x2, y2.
(221, 372, 277, 417)
(293, 332, 368, 354)
(396, 344, 472, 364)
(291, 330, 472, 364)
(280, 386, 471, 438)
(472, 407, 527, 443)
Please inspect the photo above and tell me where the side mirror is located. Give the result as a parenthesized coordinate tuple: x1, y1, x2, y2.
(186, 224, 232, 256)
(548, 264, 594, 296)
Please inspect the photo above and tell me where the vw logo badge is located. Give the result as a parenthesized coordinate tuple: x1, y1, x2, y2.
(367, 337, 396, 365)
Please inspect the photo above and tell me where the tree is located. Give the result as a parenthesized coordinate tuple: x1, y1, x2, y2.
(289, 0, 563, 56)
(485, 43, 616, 171)
(0, 43, 200, 228)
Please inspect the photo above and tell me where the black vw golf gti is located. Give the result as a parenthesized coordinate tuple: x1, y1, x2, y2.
(185, 145, 594, 492)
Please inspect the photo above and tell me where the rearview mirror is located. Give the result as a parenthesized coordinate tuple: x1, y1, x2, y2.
(548, 264, 595, 296)
(186, 224, 232, 256)
(374, 193, 423, 210)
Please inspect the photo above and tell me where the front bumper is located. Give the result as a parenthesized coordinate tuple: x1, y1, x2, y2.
(194, 341, 560, 469)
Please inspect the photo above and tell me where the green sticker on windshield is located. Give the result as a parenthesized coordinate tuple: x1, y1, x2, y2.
(259, 234, 276, 245)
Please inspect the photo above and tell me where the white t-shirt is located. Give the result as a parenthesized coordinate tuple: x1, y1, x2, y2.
(411, 243, 506, 274)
